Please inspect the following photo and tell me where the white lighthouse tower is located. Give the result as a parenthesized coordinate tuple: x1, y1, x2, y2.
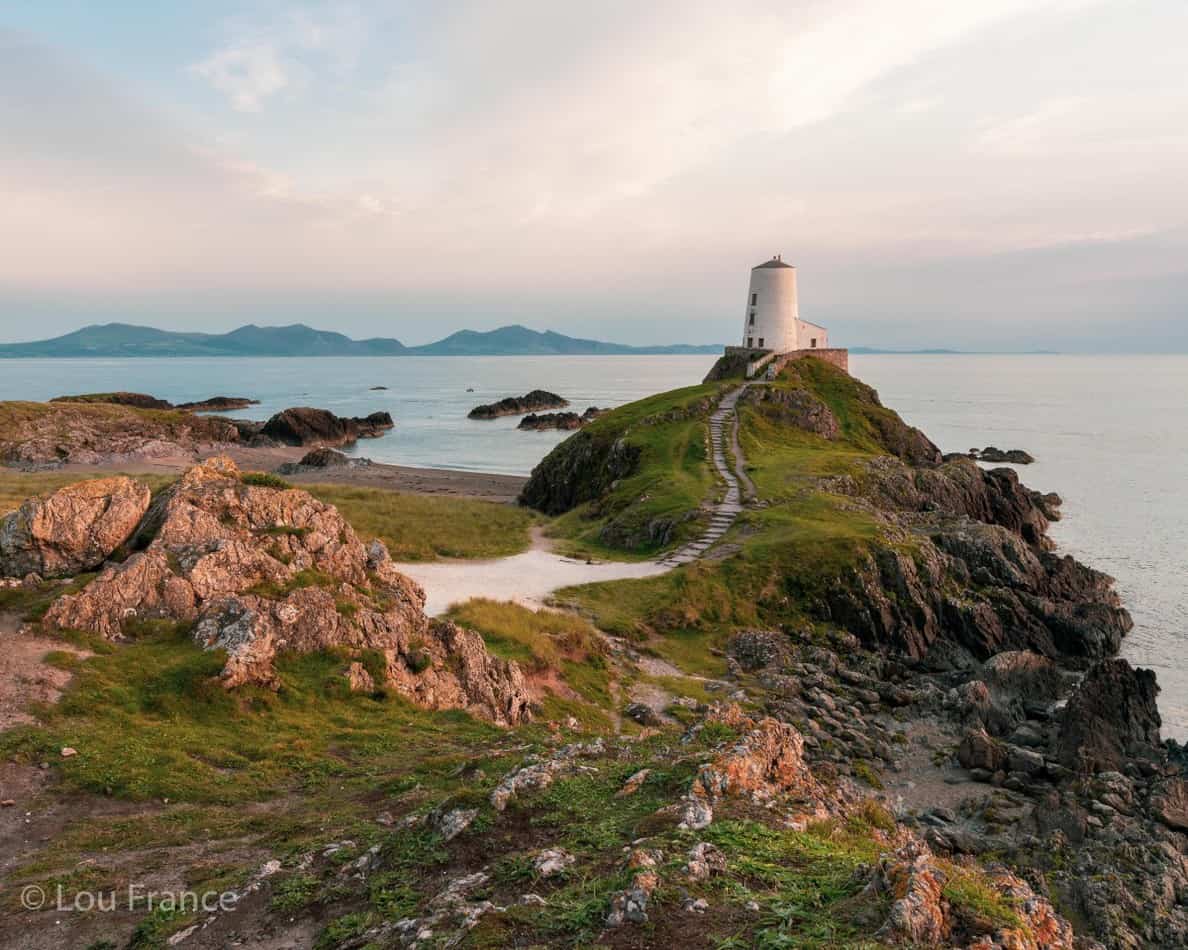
(712, 255, 847, 380)
(741, 255, 828, 353)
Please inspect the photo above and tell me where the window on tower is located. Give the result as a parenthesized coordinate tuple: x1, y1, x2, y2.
(811, 338, 817, 348)
(748, 313, 755, 325)
(758, 337, 765, 348)
(750, 293, 757, 305)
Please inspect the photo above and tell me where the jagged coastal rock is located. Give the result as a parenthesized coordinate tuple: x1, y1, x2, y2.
(3, 354, 1185, 949)
(39, 457, 529, 723)
(517, 407, 604, 431)
(0, 399, 393, 466)
(972, 446, 1036, 464)
(175, 395, 260, 412)
(255, 407, 394, 447)
(0, 476, 150, 578)
(468, 390, 569, 419)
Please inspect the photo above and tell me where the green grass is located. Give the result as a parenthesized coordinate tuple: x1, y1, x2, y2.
(942, 866, 1025, 930)
(445, 599, 615, 727)
(240, 471, 293, 490)
(445, 598, 603, 673)
(546, 359, 905, 674)
(540, 382, 727, 558)
(304, 484, 537, 561)
(0, 622, 500, 804)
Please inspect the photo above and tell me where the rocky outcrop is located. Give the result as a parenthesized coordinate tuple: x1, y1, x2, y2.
(811, 518, 1130, 666)
(741, 385, 840, 438)
(1057, 658, 1161, 772)
(41, 457, 529, 724)
(50, 393, 259, 413)
(517, 407, 604, 431)
(518, 430, 641, 516)
(0, 401, 241, 466)
(175, 396, 259, 412)
(677, 705, 828, 830)
(468, 390, 568, 419)
(257, 407, 394, 447)
(867, 840, 1075, 948)
(973, 446, 1036, 464)
(51, 392, 173, 410)
(518, 411, 583, 431)
(0, 477, 150, 578)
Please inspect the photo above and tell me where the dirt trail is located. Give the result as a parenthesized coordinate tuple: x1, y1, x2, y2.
(0, 613, 89, 733)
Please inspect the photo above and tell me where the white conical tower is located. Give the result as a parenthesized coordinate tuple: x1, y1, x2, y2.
(741, 255, 799, 351)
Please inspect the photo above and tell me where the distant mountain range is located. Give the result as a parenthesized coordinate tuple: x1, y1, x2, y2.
(0, 323, 724, 358)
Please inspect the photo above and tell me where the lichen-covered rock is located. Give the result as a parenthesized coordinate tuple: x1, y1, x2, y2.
(42, 457, 529, 724)
(0, 476, 150, 578)
(871, 840, 949, 945)
(868, 840, 1075, 948)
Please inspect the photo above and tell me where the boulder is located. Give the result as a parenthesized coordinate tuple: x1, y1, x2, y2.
(1057, 659, 1161, 772)
(0, 476, 151, 578)
(296, 447, 350, 468)
(957, 728, 1008, 773)
(42, 457, 529, 724)
(259, 407, 393, 447)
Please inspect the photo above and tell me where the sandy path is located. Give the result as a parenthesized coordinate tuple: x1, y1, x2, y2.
(393, 549, 667, 616)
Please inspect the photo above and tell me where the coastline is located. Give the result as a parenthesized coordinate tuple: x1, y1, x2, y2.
(49, 446, 529, 504)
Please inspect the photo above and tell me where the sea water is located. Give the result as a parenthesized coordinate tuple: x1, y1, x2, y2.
(1, 353, 1184, 738)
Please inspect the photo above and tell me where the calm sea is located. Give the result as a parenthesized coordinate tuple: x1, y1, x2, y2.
(1, 354, 1184, 739)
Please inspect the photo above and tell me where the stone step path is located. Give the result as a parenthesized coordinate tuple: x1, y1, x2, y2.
(658, 385, 750, 568)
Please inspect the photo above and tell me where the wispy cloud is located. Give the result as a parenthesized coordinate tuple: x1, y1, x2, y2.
(189, 2, 366, 111)
(190, 43, 290, 112)
(2, 1, 1187, 349)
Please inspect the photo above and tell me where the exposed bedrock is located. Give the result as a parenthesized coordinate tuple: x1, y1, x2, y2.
(41, 456, 529, 724)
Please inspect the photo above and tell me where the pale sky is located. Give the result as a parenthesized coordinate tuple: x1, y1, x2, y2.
(1, 1, 1186, 350)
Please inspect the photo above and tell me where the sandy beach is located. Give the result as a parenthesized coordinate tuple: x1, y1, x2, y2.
(57, 444, 529, 503)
